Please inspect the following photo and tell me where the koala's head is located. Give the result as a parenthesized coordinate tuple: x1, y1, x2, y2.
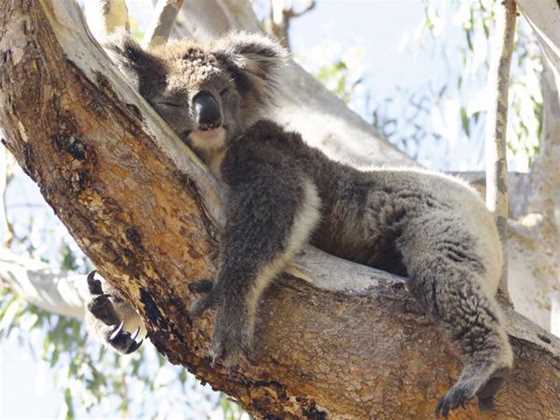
(109, 32, 287, 155)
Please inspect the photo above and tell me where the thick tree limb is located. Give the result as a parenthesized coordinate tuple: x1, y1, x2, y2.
(511, 0, 560, 332)
(0, 1, 559, 418)
(515, 0, 560, 228)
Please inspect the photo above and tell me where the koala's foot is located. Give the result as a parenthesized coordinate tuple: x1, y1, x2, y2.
(189, 279, 254, 368)
(475, 367, 509, 411)
(435, 362, 511, 418)
(85, 271, 145, 354)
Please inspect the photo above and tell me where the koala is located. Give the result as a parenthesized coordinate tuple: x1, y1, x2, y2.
(86, 32, 513, 416)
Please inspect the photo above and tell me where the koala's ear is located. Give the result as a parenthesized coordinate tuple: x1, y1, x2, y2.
(104, 32, 165, 92)
(212, 32, 288, 104)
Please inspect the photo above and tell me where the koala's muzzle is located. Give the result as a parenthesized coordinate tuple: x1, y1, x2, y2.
(193, 91, 222, 130)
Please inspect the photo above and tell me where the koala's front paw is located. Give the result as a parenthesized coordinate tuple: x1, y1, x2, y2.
(189, 280, 254, 368)
(85, 271, 144, 354)
(210, 306, 254, 368)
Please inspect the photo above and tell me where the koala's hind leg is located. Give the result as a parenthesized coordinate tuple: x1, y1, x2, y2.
(399, 218, 513, 417)
(85, 271, 146, 354)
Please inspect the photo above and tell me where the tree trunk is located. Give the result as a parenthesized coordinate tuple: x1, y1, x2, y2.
(0, 1, 559, 419)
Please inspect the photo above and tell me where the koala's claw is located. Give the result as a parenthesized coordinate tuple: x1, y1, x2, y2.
(85, 270, 145, 354)
(435, 385, 473, 418)
(188, 279, 214, 294)
(107, 321, 143, 354)
(87, 270, 103, 295)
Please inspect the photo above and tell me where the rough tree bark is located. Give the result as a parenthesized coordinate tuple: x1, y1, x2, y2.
(0, 1, 559, 419)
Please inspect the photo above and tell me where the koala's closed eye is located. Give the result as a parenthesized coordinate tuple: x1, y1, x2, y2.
(158, 101, 183, 108)
(152, 97, 185, 109)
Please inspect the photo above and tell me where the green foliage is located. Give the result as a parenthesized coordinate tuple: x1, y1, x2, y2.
(419, 0, 543, 169)
(220, 396, 250, 420)
(316, 60, 363, 103)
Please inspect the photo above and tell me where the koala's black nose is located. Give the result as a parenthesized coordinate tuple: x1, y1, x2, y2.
(192, 91, 222, 130)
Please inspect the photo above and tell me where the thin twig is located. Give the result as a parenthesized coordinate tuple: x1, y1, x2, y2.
(286, 0, 316, 18)
(264, 0, 316, 50)
(0, 146, 14, 248)
(143, 0, 185, 49)
(485, 0, 517, 303)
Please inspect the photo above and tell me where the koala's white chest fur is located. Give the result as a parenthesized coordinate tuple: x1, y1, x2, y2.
(190, 127, 226, 152)
(189, 128, 227, 178)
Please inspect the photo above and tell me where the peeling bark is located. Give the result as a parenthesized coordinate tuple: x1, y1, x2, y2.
(0, 1, 560, 419)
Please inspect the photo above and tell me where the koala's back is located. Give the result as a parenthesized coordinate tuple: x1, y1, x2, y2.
(231, 121, 502, 293)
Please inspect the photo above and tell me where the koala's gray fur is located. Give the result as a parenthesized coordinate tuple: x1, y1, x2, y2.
(86, 32, 513, 416)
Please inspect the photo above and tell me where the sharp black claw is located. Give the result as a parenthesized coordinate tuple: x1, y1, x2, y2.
(435, 399, 449, 419)
(130, 327, 141, 341)
(87, 270, 103, 295)
(125, 338, 143, 354)
(189, 279, 214, 294)
(106, 321, 144, 354)
(109, 321, 125, 342)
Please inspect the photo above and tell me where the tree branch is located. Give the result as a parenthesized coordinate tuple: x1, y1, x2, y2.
(0, 249, 87, 319)
(263, 0, 316, 50)
(485, 0, 517, 301)
(515, 1, 560, 230)
(143, 0, 185, 49)
(0, 1, 559, 418)
(0, 146, 14, 247)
